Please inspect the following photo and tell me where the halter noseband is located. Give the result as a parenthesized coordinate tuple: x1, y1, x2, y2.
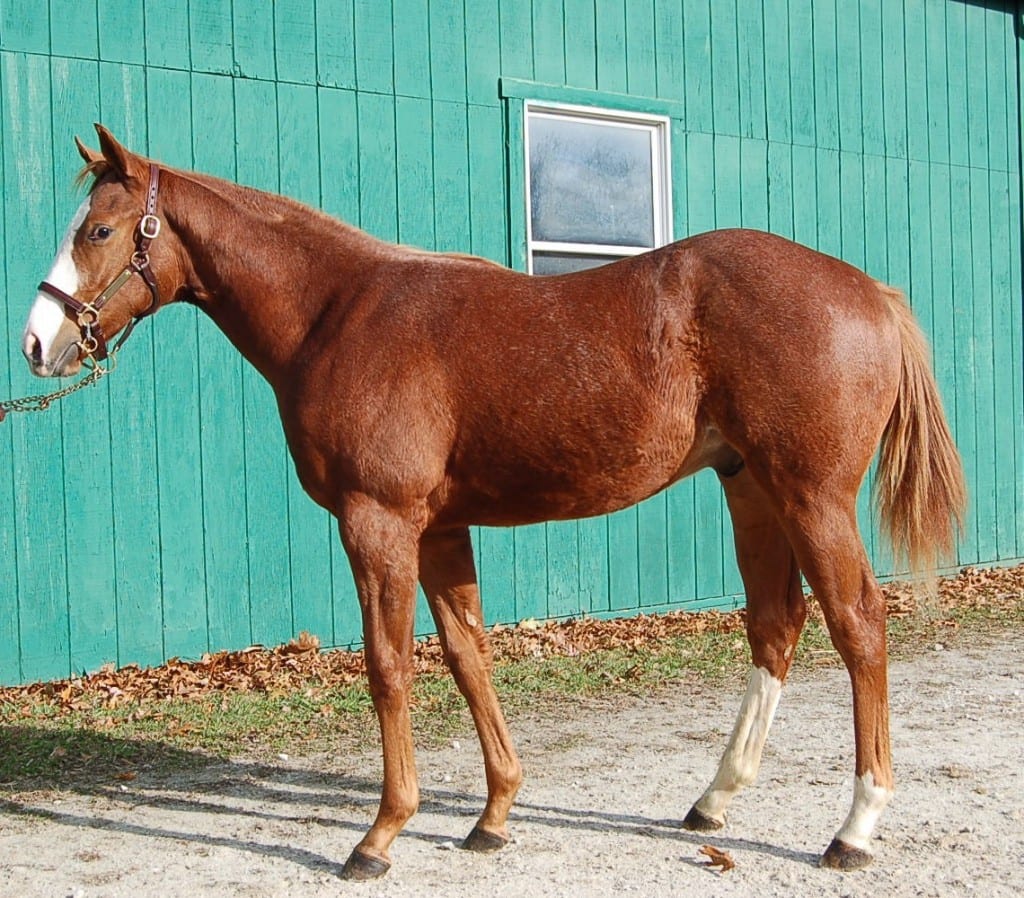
(37, 164, 163, 363)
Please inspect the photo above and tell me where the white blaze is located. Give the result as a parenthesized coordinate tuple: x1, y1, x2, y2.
(23, 197, 90, 362)
(695, 666, 783, 822)
(834, 772, 892, 851)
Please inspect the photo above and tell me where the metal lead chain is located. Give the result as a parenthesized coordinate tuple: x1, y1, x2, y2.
(0, 354, 115, 422)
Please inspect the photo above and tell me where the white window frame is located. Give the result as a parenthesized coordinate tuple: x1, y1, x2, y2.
(523, 101, 673, 275)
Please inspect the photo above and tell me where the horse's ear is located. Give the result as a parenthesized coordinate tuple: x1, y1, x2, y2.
(75, 135, 102, 166)
(93, 123, 145, 181)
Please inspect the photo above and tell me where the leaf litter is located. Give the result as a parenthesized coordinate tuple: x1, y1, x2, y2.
(0, 564, 1020, 716)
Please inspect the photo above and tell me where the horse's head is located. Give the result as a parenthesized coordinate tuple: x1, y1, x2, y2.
(22, 124, 176, 377)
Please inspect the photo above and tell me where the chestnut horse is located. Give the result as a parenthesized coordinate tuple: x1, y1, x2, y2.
(22, 127, 965, 880)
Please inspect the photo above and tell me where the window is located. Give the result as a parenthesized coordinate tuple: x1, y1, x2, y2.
(524, 102, 672, 275)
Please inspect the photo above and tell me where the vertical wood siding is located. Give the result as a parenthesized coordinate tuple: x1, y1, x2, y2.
(0, 0, 1021, 684)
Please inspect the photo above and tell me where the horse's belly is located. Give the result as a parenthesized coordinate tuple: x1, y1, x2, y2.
(440, 421, 722, 528)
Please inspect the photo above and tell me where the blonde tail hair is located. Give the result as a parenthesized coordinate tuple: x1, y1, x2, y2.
(875, 284, 967, 579)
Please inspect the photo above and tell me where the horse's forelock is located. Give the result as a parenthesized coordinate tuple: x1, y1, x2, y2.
(74, 159, 112, 191)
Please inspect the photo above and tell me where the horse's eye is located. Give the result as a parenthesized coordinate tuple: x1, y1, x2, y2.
(89, 225, 113, 242)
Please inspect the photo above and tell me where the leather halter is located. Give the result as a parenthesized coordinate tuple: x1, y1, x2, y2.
(37, 164, 163, 363)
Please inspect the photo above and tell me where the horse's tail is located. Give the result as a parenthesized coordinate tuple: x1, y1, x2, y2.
(874, 283, 967, 579)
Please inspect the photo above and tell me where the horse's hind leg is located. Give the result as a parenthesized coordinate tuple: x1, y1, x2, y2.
(779, 497, 893, 870)
(684, 467, 807, 831)
(419, 527, 523, 850)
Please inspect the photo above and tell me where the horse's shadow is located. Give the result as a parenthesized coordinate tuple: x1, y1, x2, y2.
(0, 725, 819, 876)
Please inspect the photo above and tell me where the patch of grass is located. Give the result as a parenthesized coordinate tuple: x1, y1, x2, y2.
(0, 683, 378, 790)
(2, 587, 1020, 789)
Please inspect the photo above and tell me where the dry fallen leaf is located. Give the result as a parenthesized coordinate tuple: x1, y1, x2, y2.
(699, 844, 735, 872)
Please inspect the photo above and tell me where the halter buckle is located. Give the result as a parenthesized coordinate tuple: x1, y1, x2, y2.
(77, 304, 100, 328)
(139, 214, 161, 240)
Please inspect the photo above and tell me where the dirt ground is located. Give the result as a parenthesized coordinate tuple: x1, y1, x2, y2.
(2, 631, 1021, 898)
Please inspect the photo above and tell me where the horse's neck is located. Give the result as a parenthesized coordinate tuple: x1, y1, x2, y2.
(167, 170, 384, 386)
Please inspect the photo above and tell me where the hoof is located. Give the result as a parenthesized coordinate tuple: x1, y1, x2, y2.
(820, 838, 874, 871)
(682, 805, 725, 833)
(462, 825, 509, 853)
(340, 849, 391, 881)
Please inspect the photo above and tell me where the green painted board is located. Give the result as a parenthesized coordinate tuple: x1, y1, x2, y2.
(232, 77, 292, 651)
(945, 3, 969, 169)
(562, 0, 597, 91)
(278, 81, 336, 648)
(432, 101, 471, 252)
(969, 165, 996, 564)
(4, 53, 70, 681)
(141, 0, 188, 70)
(654, 0, 684, 107)
(396, 95, 436, 249)
(835, 0, 862, 154)
(880, 0, 906, 160)
(191, 73, 252, 653)
(0, 0, 50, 53)
(787, 0, 814, 147)
(989, 170, 1016, 560)
(532, 0, 566, 87)
(625, 0, 656, 99)
(638, 494, 668, 609)
(811, 0, 837, 149)
(354, 0, 394, 94)
(275, 0, 317, 85)
(50, 0, 98, 59)
(189, 0, 233, 74)
(514, 523, 549, 617)
(52, 58, 119, 676)
(499, 0, 534, 82)
(0, 53, 18, 683)
(682, 0, 712, 134)
(95, 61, 164, 670)
(357, 91, 398, 241)
(547, 520, 582, 618)
(736, 0, 765, 140)
(762, 0, 791, 145)
(949, 164, 978, 563)
(147, 69, 208, 660)
(393, 0, 431, 99)
(316, 0, 356, 89)
(465, 0, 501, 105)
(429, 0, 468, 103)
(858, 0, 883, 158)
(232, 0, 276, 80)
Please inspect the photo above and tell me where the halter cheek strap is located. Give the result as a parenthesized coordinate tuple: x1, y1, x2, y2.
(37, 164, 163, 363)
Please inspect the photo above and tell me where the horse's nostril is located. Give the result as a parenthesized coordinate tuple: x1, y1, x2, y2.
(25, 333, 43, 366)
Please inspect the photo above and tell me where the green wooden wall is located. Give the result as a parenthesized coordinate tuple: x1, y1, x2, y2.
(1, 0, 1021, 684)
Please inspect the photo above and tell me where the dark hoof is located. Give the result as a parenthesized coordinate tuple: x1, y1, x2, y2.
(340, 849, 391, 881)
(462, 825, 509, 853)
(682, 805, 725, 833)
(820, 838, 874, 871)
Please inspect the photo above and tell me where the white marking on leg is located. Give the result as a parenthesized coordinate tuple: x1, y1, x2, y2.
(695, 666, 783, 822)
(23, 197, 90, 362)
(834, 772, 892, 852)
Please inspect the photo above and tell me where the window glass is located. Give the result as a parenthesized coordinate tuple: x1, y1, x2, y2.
(531, 252, 624, 275)
(529, 116, 655, 247)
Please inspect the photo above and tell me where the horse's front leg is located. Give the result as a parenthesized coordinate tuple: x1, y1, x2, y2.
(337, 496, 423, 881)
(419, 527, 523, 850)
